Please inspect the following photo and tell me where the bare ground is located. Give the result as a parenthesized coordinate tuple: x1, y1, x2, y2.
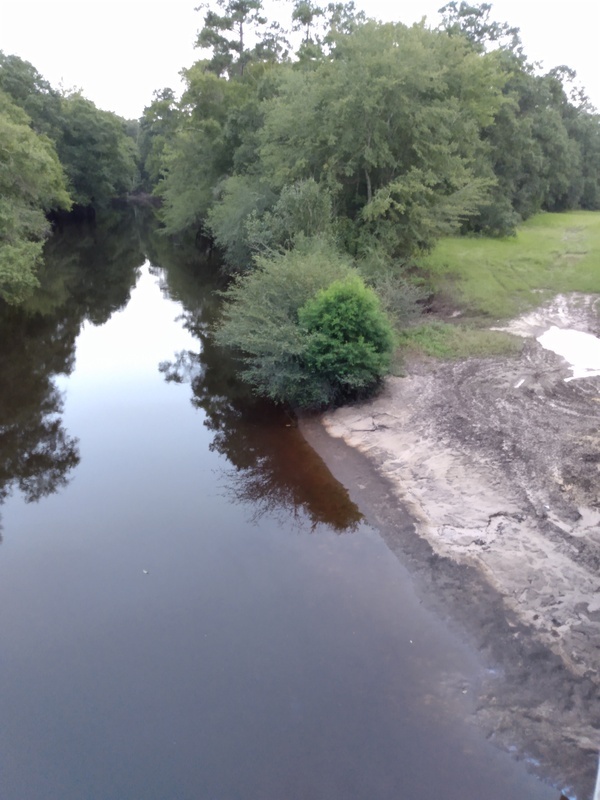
(305, 294, 600, 799)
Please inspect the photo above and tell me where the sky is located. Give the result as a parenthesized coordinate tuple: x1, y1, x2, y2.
(1, 0, 599, 119)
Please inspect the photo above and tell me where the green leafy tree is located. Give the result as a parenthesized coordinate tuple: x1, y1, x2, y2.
(0, 51, 64, 141)
(439, 2, 522, 55)
(259, 21, 502, 255)
(1, 52, 139, 208)
(207, 177, 333, 270)
(157, 67, 253, 233)
(138, 88, 180, 189)
(57, 93, 138, 206)
(245, 178, 334, 258)
(0, 91, 71, 304)
(438, 5, 600, 231)
(206, 175, 276, 269)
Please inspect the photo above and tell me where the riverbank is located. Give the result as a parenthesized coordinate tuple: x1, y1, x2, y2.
(301, 293, 600, 799)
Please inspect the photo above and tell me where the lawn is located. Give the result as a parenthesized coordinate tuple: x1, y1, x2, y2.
(399, 211, 600, 359)
(422, 210, 600, 319)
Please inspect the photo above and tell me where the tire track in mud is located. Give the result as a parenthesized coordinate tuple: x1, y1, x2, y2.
(318, 294, 600, 798)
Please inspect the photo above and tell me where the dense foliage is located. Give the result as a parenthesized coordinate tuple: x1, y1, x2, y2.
(0, 51, 139, 304)
(298, 276, 394, 404)
(3, 2, 599, 406)
(214, 238, 393, 406)
(141, 0, 600, 406)
(0, 90, 71, 304)
(152, 1, 600, 255)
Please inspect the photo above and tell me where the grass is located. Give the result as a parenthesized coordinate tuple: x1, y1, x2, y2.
(421, 210, 600, 319)
(396, 211, 599, 360)
(397, 322, 523, 360)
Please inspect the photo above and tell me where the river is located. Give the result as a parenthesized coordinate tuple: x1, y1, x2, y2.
(0, 213, 562, 799)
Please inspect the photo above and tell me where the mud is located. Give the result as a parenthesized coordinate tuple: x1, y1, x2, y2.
(302, 294, 600, 799)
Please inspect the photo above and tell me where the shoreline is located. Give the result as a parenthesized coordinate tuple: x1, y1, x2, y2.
(299, 296, 600, 799)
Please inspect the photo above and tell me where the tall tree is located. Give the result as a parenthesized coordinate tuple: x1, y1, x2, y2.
(259, 21, 502, 254)
(195, 0, 286, 77)
(138, 88, 179, 189)
(0, 51, 64, 141)
(439, 2, 522, 56)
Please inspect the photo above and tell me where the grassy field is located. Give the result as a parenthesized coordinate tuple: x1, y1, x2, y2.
(423, 210, 600, 318)
(400, 211, 599, 359)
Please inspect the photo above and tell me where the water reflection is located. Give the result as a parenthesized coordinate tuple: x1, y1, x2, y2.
(0, 211, 145, 513)
(0, 305, 80, 506)
(142, 223, 363, 532)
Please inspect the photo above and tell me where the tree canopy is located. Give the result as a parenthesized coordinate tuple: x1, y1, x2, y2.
(0, 51, 139, 305)
(153, 2, 600, 260)
(145, 0, 600, 406)
(3, 2, 599, 406)
(0, 91, 71, 304)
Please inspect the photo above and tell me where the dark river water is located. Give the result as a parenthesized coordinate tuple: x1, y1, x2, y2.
(0, 214, 561, 799)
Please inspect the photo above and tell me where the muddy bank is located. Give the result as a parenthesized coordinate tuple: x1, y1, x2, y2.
(301, 294, 600, 799)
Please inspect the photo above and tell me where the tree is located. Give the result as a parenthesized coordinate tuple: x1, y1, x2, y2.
(259, 21, 502, 255)
(138, 88, 180, 189)
(439, 2, 522, 55)
(157, 67, 252, 233)
(207, 177, 333, 270)
(1, 52, 140, 208)
(195, 0, 286, 77)
(56, 93, 138, 206)
(0, 51, 64, 141)
(0, 91, 71, 304)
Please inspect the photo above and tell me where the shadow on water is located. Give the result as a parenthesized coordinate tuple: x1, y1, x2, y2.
(0, 210, 145, 515)
(141, 221, 363, 533)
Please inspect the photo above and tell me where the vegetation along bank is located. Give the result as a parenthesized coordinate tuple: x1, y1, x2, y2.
(2, 1, 600, 795)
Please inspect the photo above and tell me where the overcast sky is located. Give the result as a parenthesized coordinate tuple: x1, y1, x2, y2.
(2, 0, 598, 119)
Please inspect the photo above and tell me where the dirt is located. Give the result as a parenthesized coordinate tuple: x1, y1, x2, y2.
(301, 293, 600, 799)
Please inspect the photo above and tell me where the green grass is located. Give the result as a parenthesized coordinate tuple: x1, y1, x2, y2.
(421, 210, 600, 319)
(394, 210, 599, 360)
(397, 322, 523, 360)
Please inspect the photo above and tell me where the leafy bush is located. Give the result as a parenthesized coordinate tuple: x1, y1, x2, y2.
(215, 238, 394, 407)
(206, 175, 276, 271)
(356, 245, 425, 329)
(245, 179, 334, 256)
(298, 276, 394, 404)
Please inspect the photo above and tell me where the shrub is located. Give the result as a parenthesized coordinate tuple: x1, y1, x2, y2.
(214, 238, 394, 407)
(298, 276, 395, 405)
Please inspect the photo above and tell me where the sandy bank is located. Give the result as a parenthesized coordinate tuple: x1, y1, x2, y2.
(304, 294, 600, 798)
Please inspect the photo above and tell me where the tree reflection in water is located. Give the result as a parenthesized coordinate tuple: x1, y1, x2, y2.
(0, 308, 79, 505)
(145, 224, 362, 533)
(0, 210, 145, 520)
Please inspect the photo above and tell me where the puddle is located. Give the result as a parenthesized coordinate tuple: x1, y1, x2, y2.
(493, 293, 600, 339)
(492, 293, 600, 382)
(537, 326, 600, 381)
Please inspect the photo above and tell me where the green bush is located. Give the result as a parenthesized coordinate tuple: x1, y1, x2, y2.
(298, 276, 394, 405)
(214, 238, 394, 407)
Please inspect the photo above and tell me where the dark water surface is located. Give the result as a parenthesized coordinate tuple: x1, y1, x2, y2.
(0, 217, 559, 799)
